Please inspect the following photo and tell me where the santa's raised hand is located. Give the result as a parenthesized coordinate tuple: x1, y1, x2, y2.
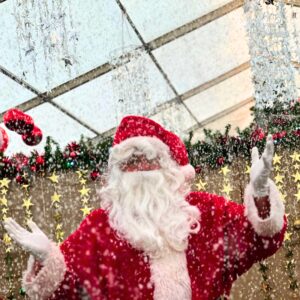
(3, 218, 51, 262)
(250, 134, 274, 197)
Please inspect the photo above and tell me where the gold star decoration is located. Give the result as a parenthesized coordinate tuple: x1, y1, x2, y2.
(0, 178, 11, 189)
(76, 170, 88, 179)
(3, 233, 12, 245)
(22, 184, 30, 191)
(293, 219, 300, 229)
(284, 232, 292, 242)
(1, 189, 7, 195)
(76, 170, 83, 179)
(81, 206, 92, 217)
(195, 179, 207, 191)
(80, 178, 87, 185)
(290, 152, 300, 163)
(2, 207, 8, 214)
(274, 174, 284, 185)
(48, 172, 59, 184)
(273, 153, 282, 165)
(294, 164, 300, 170)
(56, 223, 63, 230)
(22, 198, 33, 210)
(294, 190, 300, 202)
(219, 166, 231, 176)
(222, 183, 233, 196)
(245, 165, 251, 174)
(51, 192, 61, 205)
(55, 231, 65, 241)
(292, 171, 300, 183)
(274, 166, 281, 172)
(81, 198, 89, 205)
(79, 186, 90, 197)
(26, 217, 33, 225)
(0, 197, 8, 207)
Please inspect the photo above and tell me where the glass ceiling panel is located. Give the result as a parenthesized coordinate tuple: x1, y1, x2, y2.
(2, 103, 96, 156)
(185, 69, 254, 123)
(53, 54, 175, 134)
(121, 0, 232, 42)
(191, 101, 254, 143)
(0, 73, 36, 114)
(153, 8, 249, 94)
(0, 0, 141, 92)
(151, 103, 197, 139)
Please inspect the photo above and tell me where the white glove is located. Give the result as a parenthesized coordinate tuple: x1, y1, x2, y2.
(250, 134, 274, 197)
(3, 218, 52, 262)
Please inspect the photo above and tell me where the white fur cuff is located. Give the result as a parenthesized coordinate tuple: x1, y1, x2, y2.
(22, 243, 67, 300)
(244, 179, 285, 237)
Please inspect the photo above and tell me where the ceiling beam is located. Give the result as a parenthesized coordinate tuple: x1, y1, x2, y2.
(185, 97, 254, 134)
(181, 62, 250, 101)
(283, 0, 300, 6)
(0, 66, 40, 96)
(148, 0, 244, 50)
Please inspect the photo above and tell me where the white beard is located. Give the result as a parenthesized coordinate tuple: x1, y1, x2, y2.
(100, 166, 200, 258)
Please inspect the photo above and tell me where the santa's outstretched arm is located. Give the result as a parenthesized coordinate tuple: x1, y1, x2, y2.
(244, 134, 285, 237)
(3, 216, 88, 299)
(216, 136, 286, 291)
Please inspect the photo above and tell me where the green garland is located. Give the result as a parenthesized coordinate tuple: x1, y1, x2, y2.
(0, 103, 299, 181)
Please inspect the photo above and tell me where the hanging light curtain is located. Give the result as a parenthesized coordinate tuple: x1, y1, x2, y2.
(244, 0, 298, 114)
(110, 46, 151, 123)
(13, 0, 78, 90)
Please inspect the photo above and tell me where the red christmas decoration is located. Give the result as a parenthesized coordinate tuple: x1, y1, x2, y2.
(216, 156, 225, 166)
(69, 151, 77, 159)
(90, 170, 100, 181)
(3, 109, 34, 135)
(11, 154, 29, 172)
(251, 127, 265, 142)
(194, 165, 202, 174)
(272, 130, 287, 140)
(67, 142, 80, 152)
(22, 126, 43, 146)
(16, 175, 28, 185)
(36, 155, 45, 165)
(0, 127, 9, 152)
(292, 129, 300, 137)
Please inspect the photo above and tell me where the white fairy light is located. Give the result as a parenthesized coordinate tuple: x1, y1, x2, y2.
(13, 0, 78, 90)
(110, 47, 151, 123)
(244, 0, 298, 110)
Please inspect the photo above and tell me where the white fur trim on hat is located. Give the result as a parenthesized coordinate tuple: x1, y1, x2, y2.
(22, 243, 66, 299)
(244, 179, 285, 237)
(180, 164, 195, 181)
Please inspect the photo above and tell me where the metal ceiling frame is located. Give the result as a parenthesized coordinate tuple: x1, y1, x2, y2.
(0, 0, 299, 144)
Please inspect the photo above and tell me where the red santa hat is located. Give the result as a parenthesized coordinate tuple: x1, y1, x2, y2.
(113, 115, 195, 180)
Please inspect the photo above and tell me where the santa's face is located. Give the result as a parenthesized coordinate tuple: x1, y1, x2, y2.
(100, 137, 200, 257)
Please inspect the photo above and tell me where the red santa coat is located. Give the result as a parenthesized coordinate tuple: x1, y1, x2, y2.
(23, 184, 286, 300)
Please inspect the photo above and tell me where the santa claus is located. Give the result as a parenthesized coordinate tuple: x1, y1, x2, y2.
(4, 116, 286, 300)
